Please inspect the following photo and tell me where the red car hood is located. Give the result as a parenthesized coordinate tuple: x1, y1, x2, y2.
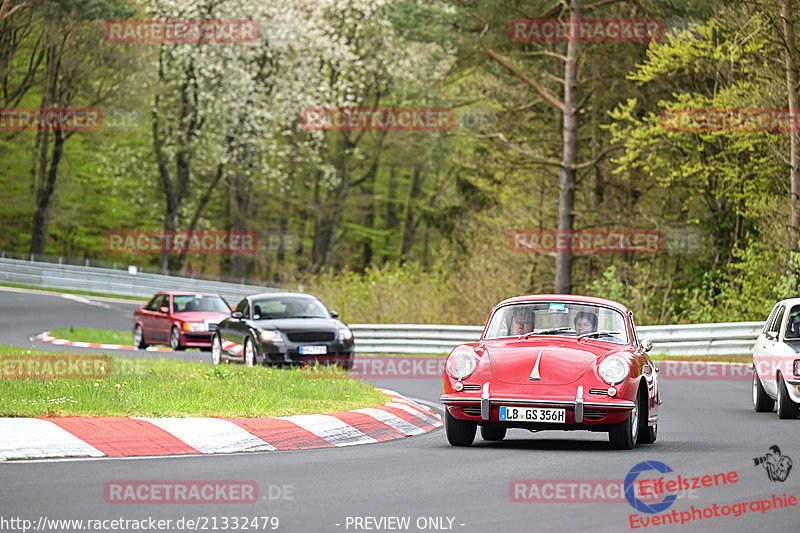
(486, 339, 614, 385)
(172, 311, 230, 321)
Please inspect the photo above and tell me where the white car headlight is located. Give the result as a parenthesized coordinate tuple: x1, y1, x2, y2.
(598, 355, 629, 385)
(183, 322, 207, 332)
(339, 327, 353, 340)
(260, 330, 282, 342)
(446, 349, 478, 380)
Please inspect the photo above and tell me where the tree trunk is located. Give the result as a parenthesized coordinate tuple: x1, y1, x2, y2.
(555, 0, 581, 294)
(29, 19, 59, 256)
(783, 0, 800, 252)
(400, 162, 424, 261)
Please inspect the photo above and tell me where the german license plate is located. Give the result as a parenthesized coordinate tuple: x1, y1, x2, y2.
(299, 345, 327, 355)
(499, 406, 565, 423)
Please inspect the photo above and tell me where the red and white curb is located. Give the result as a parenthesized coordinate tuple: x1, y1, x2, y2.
(29, 331, 173, 352)
(0, 389, 442, 461)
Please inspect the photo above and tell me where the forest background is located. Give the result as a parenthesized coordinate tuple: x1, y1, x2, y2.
(1, 0, 798, 325)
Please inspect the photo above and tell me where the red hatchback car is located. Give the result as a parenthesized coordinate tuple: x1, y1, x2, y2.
(441, 294, 660, 449)
(133, 292, 232, 351)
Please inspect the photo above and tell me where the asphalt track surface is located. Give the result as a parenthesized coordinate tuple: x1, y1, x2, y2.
(0, 287, 797, 533)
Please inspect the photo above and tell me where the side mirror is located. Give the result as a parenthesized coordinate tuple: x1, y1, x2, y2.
(329, 310, 339, 318)
(639, 338, 653, 352)
(159, 306, 169, 314)
(232, 311, 243, 319)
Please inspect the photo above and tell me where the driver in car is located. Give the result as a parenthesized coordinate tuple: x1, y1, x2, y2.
(574, 311, 598, 335)
(511, 307, 535, 336)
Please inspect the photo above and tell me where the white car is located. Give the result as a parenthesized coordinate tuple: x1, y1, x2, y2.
(752, 298, 800, 418)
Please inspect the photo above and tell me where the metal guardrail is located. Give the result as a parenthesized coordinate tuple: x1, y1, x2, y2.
(0, 256, 764, 356)
(350, 322, 764, 356)
(0, 257, 277, 304)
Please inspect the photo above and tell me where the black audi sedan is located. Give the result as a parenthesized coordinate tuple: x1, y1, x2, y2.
(211, 292, 354, 368)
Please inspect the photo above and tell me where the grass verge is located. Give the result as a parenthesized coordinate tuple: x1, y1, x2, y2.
(0, 346, 388, 418)
(49, 327, 134, 346)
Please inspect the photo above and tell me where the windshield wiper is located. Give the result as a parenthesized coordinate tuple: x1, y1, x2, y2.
(524, 327, 570, 338)
(577, 330, 621, 340)
(291, 315, 324, 319)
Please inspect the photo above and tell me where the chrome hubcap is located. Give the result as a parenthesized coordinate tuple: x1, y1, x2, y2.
(752, 374, 758, 405)
(171, 329, 179, 348)
(245, 341, 254, 366)
(631, 396, 639, 438)
(212, 338, 221, 364)
(134, 327, 142, 346)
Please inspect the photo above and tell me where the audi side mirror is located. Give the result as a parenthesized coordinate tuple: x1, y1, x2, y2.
(159, 306, 169, 314)
(330, 310, 339, 318)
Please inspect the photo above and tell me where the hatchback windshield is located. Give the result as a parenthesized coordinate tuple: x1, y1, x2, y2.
(172, 294, 230, 313)
(483, 302, 629, 344)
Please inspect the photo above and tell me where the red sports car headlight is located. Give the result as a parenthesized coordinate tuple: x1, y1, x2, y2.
(598, 355, 628, 385)
(446, 349, 478, 380)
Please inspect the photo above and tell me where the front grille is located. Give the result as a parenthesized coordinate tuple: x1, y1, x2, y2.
(461, 384, 481, 391)
(589, 389, 609, 396)
(583, 410, 606, 420)
(287, 331, 335, 343)
(462, 407, 482, 416)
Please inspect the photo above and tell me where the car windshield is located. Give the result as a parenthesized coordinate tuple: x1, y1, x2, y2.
(483, 302, 629, 344)
(172, 294, 230, 313)
(251, 298, 329, 319)
(785, 305, 800, 339)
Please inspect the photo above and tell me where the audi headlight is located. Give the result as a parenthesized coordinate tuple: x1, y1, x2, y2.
(598, 355, 629, 385)
(446, 349, 478, 380)
(339, 327, 353, 341)
(260, 330, 282, 342)
(183, 322, 206, 332)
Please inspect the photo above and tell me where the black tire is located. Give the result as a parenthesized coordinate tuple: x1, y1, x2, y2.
(776, 375, 800, 419)
(638, 386, 657, 444)
(609, 389, 640, 449)
(211, 335, 222, 365)
(480, 425, 507, 441)
(169, 327, 185, 351)
(133, 324, 148, 349)
(753, 368, 775, 413)
(244, 336, 258, 367)
(445, 409, 476, 447)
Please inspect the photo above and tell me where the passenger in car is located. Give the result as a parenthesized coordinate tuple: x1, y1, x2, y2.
(574, 311, 598, 335)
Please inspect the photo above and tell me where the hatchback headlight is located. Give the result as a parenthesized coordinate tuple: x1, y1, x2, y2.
(261, 330, 282, 342)
(446, 349, 478, 380)
(598, 355, 629, 385)
(183, 322, 207, 332)
(339, 327, 353, 340)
